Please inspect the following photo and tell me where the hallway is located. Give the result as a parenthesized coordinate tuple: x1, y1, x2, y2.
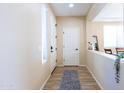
(43, 66, 100, 90)
(0, 3, 124, 90)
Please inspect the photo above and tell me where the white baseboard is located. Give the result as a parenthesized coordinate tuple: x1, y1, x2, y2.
(57, 65, 64, 67)
(57, 65, 86, 67)
(80, 65, 86, 67)
(86, 66, 104, 90)
(40, 74, 51, 90)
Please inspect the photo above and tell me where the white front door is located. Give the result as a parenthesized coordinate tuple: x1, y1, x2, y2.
(50, 15, 57, 73)
(63, 27, 80, 66)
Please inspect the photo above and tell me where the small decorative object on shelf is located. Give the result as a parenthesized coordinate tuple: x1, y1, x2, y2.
(88, 42, 92, 50)
(92, 35, 99, 51)
(114, 53, 124, 83)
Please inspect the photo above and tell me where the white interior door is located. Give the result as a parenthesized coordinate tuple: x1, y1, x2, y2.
(50, 15, 57, 73)
(63, 27, 80, 66)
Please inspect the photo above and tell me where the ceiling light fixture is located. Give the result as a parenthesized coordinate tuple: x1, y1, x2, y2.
(69, 3, 74, 8)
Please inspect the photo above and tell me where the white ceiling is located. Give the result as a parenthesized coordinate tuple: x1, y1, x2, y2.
(50, 3, 92, 16)
(93, 4, 123, 22)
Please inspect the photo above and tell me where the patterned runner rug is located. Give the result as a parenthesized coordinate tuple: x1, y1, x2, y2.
(59, 70, 81, 90)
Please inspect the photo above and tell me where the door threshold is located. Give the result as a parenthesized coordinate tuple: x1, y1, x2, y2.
(64, 65, 79, 67)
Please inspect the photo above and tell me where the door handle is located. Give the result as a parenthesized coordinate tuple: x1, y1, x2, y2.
(51, 46, 54, 52)
(75, 48, 78, 50)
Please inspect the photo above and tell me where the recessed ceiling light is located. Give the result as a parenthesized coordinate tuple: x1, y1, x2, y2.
(69, 3, 74, 8)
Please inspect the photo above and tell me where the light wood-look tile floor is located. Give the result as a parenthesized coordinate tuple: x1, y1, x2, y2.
(43, 66, 101, 90)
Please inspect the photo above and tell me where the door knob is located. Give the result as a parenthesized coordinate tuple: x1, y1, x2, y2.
(75, 48, 78, 50)
(51, 46, 53, 50)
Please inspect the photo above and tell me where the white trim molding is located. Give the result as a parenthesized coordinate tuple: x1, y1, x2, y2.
(40, 74, 51, 90)
(57, 65, 86, 67)
(56, 65, 64, 67)
(80, 65, 86, 67)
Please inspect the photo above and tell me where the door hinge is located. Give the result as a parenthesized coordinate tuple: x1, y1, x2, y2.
(55, 24, 57, 27)
(55, 48, 57, 50)
(55, 35, 57, 38)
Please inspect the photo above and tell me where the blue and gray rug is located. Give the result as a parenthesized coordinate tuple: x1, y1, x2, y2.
(59, 70, 81, 90)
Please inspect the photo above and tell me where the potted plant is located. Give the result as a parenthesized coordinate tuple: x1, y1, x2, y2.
(114, 53, 124, 83)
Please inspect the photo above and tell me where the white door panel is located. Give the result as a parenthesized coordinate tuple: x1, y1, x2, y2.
(63, 27, 80, 66)
(50, 15, 56, 73)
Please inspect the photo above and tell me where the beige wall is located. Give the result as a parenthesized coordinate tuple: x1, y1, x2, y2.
(86, 21, 104, 52)
(86, 20, 123, 53)
(0, 4, 55, 89)
(56, 16, 86, 66)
